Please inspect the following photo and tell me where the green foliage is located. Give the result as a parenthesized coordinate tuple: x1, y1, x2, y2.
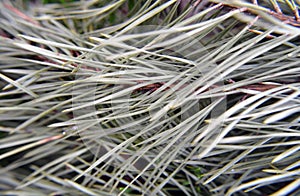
(42, 0, 77, 4)
(0, 0, 300, 196)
